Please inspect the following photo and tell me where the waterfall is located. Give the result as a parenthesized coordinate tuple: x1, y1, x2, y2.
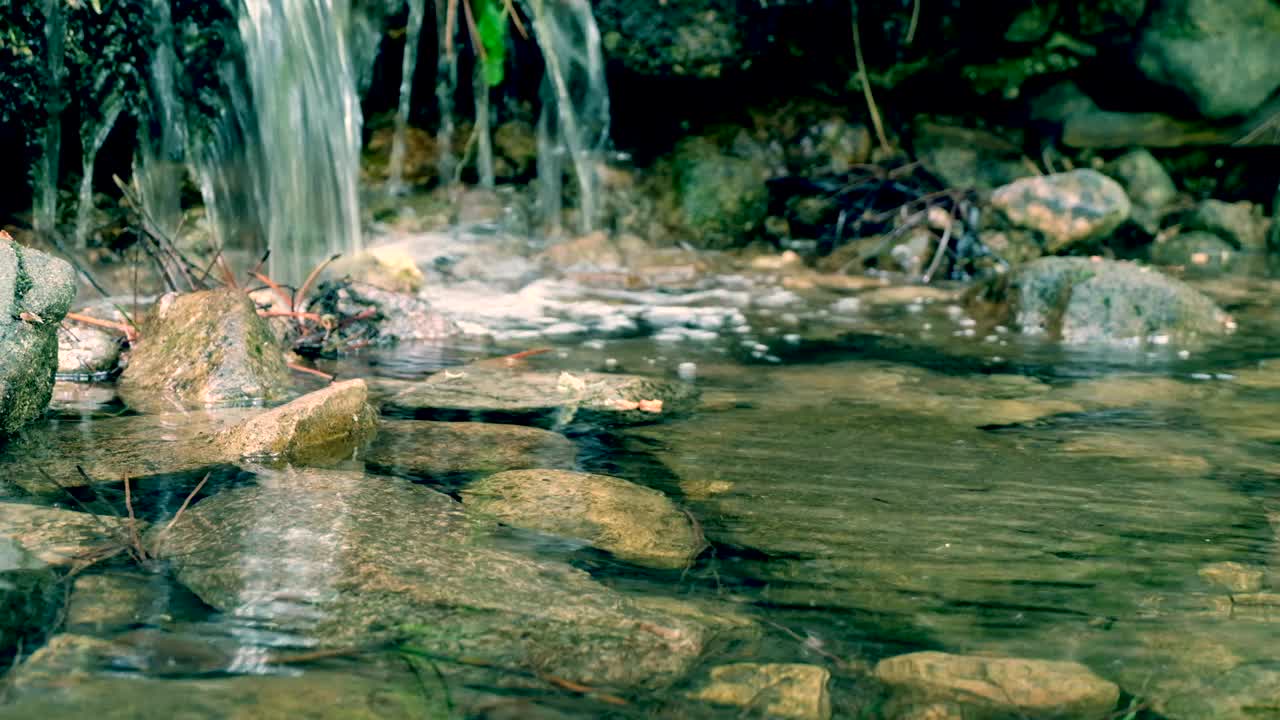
(387, 0, 428, 193)
(74, 100, 125, 248)
(526, 0, 609, 235)
(33, 0, 65, 236)
(133, 0, 188, 241)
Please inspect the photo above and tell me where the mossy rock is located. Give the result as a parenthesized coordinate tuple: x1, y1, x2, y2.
(0, 243, 77, 436)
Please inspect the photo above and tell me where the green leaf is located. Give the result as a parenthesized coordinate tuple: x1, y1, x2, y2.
(476, 0, 507, 87)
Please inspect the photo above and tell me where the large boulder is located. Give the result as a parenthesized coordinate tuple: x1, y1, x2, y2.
(0, 241, 76, 435)
(971, 257, 1234, 345)
(1136, 0, 1280, 119)
(874, 651, 1119, 719)
(462, 469, 705, 569)
(150, 467, 733, 690)
(117, 289, 292, 413)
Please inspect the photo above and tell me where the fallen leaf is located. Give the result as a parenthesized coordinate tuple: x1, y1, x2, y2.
(19, 311, 43, 324)
(638, 399, 664, 413)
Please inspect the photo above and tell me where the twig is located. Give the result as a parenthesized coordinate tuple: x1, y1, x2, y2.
(537, 673, 629, 706)
(852, 4, 892, 154)
(251, 272, 295, 311)
(288, 362, 335, 382)
(501, 0, 527, 38)
(294, 253, 341, 313)
(38, 468, 130, 546)
(162, 473, 210, 535)
(123, 476, 146, 562)
(921, 210, 953, 284)
(64, 312, 139, 343)
(461, 0, 484, 60)
(905, 0, 921, 44)
(259, 310, 325, 323)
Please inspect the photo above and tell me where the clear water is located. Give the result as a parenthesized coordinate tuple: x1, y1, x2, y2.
(4, 266, 1279, 718)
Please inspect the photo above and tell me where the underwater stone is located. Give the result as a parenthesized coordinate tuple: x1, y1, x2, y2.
(689, 663, 831, 720)
(0, 504, 148, 568)
(462, 469, 705, 569)
(365, 419, 577, 477)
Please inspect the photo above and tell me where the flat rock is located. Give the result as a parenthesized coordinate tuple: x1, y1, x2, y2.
(210, 379, 377, 464)
(118, 289, 292, 413)
(972, 257, 1233, 345)
(689, 663, 831, 720)
(0, 242, 77, 435)
(366, 420, 577, 476)
(0, 503, 147, 568)
(0, 634, 438, 720)
(874, 651, 1119, 720)
(462, 469, 705, 569)
(385, 367, 699, 426)
(990, 169, 1130, 253)
(150, 467, 727, 689)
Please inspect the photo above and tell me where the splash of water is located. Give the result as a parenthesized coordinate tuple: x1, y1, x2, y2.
(387, 0, 428, 193)
(526, 0, 609, 235)
(33, 0, 65, 235)
(233, 0, 364, 283)
(132, 0, 188, 241)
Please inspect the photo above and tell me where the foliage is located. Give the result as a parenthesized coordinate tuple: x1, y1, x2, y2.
(475, 0, 508, 87)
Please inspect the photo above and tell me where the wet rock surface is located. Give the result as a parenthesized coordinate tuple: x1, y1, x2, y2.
(56, 325, 122, 378)
(462, 469, 704, 569)
(117, 289, 292, 413)
(210, 379, 377, 464)
(366, 419, 577, 476)
(385, 366, 699, 426)
(0, 242, 77, 435)
(0, 504, 146, 568)
(989, 170, 1130, 253)
(974, 257, 1233, 345)
(689, 663, 832, 720)
(151, 467, 728, 689)
(874, 651, 1119, 720)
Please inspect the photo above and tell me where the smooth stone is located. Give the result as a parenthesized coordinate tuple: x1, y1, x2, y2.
(210, 379, 377, 464)
(462, 469, 705, 569)
(385, 366, 699, 426)
(1180, 199, 1269, 251)
(689, 663, 832, 720)
(990, 169, 1130, 253)
(0, 241, 77, 435)
(0, 503, 147, 568)
(150, 467, 727, 690)
(65, 572, 175, 631)
(1103, 149, 1177, 210)
(366, 420, 577, 476)
(118, 289, 292, 413)
(1149, 231, 1237, 271)
(0, 634, 438, 719)
(56, 324, 122, 377)
(874, 651, 1119, 720)
(972, 257, 1232, 345)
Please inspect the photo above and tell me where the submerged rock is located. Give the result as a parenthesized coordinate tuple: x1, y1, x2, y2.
(0, 567, 59, 664)
(972, 257, 1233, 345)
(151, 467, 730, 689)
(874, 651, 1119, 720)
(118, 289, 292, 413)
(689, 663, 832, 720)
(1136, 0, 1280, 119)
(385, 367, 699, 426)
(366, 420, 577, 477)
(0, 503, 147, 568)
(210, 379, 377, 464)
(65, 572, 174, 632)
(462, 469, 705, 569)
(989, 169, 1130, 253)
(56, 324, 122, 378)
(0, 241, 77, 435)
(0, 634, 437, 720)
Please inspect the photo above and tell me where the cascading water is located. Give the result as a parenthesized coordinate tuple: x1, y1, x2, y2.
(132, 0, 188, 241)
(526, 0, 609, 234)
(387, 0, 428, 193)
(33, 0, 64, 236)
(227, 0, 364, 284)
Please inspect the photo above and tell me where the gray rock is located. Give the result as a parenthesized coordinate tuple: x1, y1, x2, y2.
(384, 366, 699, 427)
(462, 469, 705, 569)
(150, 467, 728, 690)
(689, 663, 832, 720)
(1149, 230, 1237, 271)
(0, 242, 77, 435)
(1137, 0, 1280, 118)
(975, 257, 1233, 345)
(1180, 199, 1269, 251)
(366, 420, 577, 476)
(118, 289, 292, 413)
(875, 651, 1119, 720)
(0, 503, 147, 568)
(990, 170, 1131, 253)
(0, 634, 439, 719)
(1103, 149, 1177, 209)
(56, 325, 122, 378)
(913, 124, 1035, 191)
(594, 0, 744, 78)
